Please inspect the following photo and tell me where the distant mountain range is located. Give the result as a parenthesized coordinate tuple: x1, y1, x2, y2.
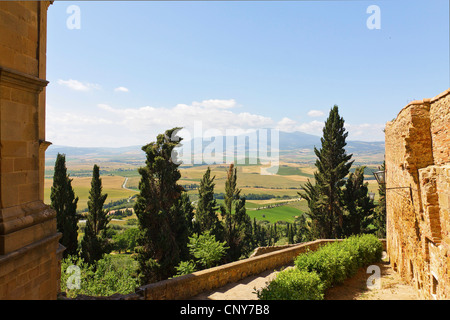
(46, 131, 385, 164)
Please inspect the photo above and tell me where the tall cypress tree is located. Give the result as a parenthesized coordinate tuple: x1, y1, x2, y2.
(195, 167, 223, 240)
(51, 153, 80, 257)
(80, 164, 110, 264)
(134, 128, 190, 284)
(300, 105, 353, 239)
(295, 213, 313, 243)
(220, 164, 252, 261)
(299, 180, 321, 239)
(342, 166, 376, 236)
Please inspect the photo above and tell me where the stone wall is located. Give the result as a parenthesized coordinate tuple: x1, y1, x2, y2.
(0, 1, 62, 300)
(385, 89, 450, 300)
(98, 239, 384, 300)
(104, 239, 337, 300)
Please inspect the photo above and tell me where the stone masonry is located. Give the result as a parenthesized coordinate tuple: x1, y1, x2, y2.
(0, 1, 63, 299)
(385, 88, 450, 299)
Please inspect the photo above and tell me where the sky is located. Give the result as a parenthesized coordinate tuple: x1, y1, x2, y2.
(46, 0, 449, 148)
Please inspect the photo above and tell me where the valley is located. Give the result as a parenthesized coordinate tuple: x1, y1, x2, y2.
(44, 132, 384, 226)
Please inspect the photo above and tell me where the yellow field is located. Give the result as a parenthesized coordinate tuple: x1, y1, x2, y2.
(44, 175, 138, 212)
(44, 161, 382, 212)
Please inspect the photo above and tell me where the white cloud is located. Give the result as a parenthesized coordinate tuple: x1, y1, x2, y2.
(114, 86, 129, 93)
(344, 123, 385, 141)
(96, 100, 272, 136)
(307, 110, 325, 117)
(46, 99, 385, 147)
(276, 117, 299, 132)
(191, 99, 237, 109)
(276, 117, 385, 141)
(276, 118, 324, 136)
(57, 79, 101, 91)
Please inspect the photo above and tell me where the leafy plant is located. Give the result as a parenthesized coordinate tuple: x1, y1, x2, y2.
(294, 235, 382, 289)
(61, 254, 138, 298)
(258, 235, 383, 300)
(187, 231, 229, 269)
(174, 260, 197, 277)
(256, 268, 324, 300)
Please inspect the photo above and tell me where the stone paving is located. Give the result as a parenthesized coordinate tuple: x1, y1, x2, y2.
(191, 259, 420, 300)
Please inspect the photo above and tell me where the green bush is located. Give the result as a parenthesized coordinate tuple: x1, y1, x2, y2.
(61, 254, 138, 298)
(187, 231, 229, 269)
(294, 234, 382, 289)
(257, 234, 383, 300)
(256, 268, 324, 300)
(174, 260, 198, 277)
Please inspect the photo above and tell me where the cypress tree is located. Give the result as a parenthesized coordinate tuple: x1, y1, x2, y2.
(295, 213, 313, 243)
(50, 153, 80, 257)
(342, 166, 377, 236)
(220, 164, 252, 261)
(233, 195, 252, 257)
(287, 223, 295, 244)
(195, 167, 223, 240)
(134, 128, 190, 284)
(302, 105, 353, 238)
(173, 192, 195, 262)
(80, 164, 110, 264)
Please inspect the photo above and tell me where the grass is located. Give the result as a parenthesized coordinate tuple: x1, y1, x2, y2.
(247, 205, 303, 223)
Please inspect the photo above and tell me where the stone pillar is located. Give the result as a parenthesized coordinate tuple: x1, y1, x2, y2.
(0, 1, 63, 300)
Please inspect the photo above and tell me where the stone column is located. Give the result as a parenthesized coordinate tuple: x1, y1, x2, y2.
(0, 1, 63, 300)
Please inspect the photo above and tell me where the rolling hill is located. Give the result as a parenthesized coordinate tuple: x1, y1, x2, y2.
(46, 130, 384, 166)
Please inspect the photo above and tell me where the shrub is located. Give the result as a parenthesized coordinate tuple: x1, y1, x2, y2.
(257, 234, 383, 300)
(294, 234, 382, 289)
(174, 260, 197, 277)
(61, 254, 138, 298)
(187, 231, 229, 269)
(256, 268, 324, 300)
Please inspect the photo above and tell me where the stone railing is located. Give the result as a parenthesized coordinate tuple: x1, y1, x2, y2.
(123, 239, 388, 300)
(63, 238, 386, 300)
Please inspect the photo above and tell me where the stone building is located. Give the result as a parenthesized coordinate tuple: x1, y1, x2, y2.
(0, 0, 449, 301)
(0, 1, 63, 299)
(385, 88, 450, 299)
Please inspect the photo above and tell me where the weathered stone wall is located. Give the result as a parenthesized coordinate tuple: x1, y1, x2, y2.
(107, 240, 338, 300)
(90, 239, 385, 300)
(385, 89, 450, 300)
(0, 1, 62, 300)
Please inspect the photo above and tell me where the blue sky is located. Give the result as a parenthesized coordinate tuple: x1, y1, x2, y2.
(46, 0, 449, 147)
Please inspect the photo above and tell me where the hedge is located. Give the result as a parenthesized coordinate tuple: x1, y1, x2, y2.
(256, 269, 324, 300)
(257, 234, 383, 300)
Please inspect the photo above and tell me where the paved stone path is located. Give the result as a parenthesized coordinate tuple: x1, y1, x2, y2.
(191, 266, 292, 300)
(191, 259, 420, 300)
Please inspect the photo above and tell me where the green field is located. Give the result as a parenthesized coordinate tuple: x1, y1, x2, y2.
(44, 158, 381, 222)
(247, 206, 303, 223)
